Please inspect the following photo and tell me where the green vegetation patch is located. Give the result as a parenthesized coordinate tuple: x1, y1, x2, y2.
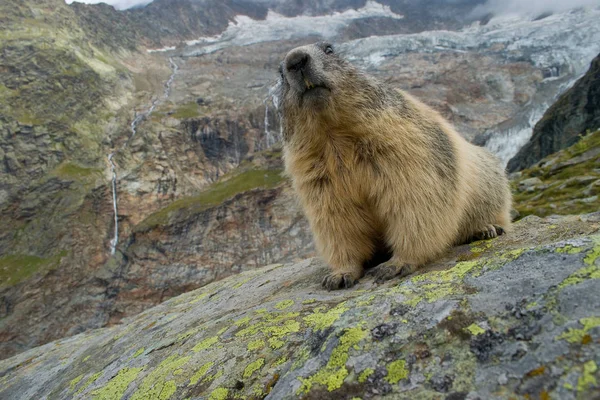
(513, 130, 600, 218)
(0, 252, 67, 289)
(171, 102, 201, 119)
(52, 162, 102, 183)
(136, 168, 284, 231)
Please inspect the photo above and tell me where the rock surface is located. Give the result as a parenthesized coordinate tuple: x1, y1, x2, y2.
(508, 53, 600, 172)
(1, 213, 599, 400)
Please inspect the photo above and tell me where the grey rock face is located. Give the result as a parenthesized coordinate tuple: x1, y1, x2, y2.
(0, 213, 598, 399)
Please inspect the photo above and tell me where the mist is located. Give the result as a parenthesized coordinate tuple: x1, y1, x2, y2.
(472, 0, 600, 16)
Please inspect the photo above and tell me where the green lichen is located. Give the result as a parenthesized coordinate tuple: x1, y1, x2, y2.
(177, 327, 202, 342)
(273, 356, 288, 367)
(234, 316, 252, 327)
(265, 320, 300, 338)
(243, 359, 265, 379)
(133, 348, 145, 358)
(91, 367, 143, 400)
(69, 375, 83, 392)
(192, 336, 219, 352)
(357, 296, 376, 307)
(358, 368, 374, 383)
(302, 299, 317, 305)
(131, 355, 190, 400)
(189, 362, 214, 386)
(422, 283, 458, 302)
(386, 360, 408, 384)
(209, 388, 229, 400)
(298, 327, 367, 394)
(558, 264, 600, 289)
(584, 239, 600, 266)
(303, 303, 348, 331)
(268, 338, 285, 349)
(556, 245, 584, 254)
(557, 317, 600, 343)
(465, 323, 486, 336)
(275, 299, 295, 310)
(83, 355, 91, 362)
(189, 293, 209, 304)
(247, 339, 265, 351)
(233, 278, 252, 289)
(577, 361, 597, 392)
(76, 372, 103, 395)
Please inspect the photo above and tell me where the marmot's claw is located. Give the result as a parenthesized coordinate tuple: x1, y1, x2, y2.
(472, 224, 503, 241)
(494, 225, 506, 236)
(368, 261, 415, 284)
(322, 273, 357, 291)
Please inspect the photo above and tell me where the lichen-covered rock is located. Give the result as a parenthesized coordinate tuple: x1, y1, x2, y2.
(1, 213, 599, 400)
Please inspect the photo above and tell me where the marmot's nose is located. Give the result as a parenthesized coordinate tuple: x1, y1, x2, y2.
(286, 51, 310, 73)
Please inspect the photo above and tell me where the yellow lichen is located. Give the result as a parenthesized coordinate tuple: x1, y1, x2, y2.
(275, 299, 295, 310)
(303, 303, 348, 331)
(189, 362, 214, 386)
(76, 372, 103, 395)
(91, 367, 144, 400)
(577, 361, 598, 392)
(557, 317, 600, 343)
(248, 339, 265, 351)
(465, 323, 486, 336)
(386, 360, 408, 384)
(189, 292, 209, 304)
(192, 336, 219, 352)
(131, 355, 190, 400)
(133, 348, 145, 358)
(268, 338, 285, 349)
(274, 356, 288, 367)
(243, 358, 265, 379)
(209, 387, 229, 400)
(358, 368, 374, 383)
(69, 375, 84, 392)
(297, 327, 367, 394)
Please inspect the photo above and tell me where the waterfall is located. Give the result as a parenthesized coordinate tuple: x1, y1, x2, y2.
(106, 57, 179, 254)
(108, 152, 119, 255)
(264, 100, 272, 149)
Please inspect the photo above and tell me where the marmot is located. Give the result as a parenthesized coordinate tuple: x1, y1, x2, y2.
(275, 42, 512, 290)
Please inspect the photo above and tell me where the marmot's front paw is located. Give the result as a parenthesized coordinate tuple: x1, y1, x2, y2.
(368, 260, 416, 284)
(322, 273, 358, 291)
(472, 224, 505, 241)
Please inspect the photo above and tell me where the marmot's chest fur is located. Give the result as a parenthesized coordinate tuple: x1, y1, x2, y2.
(276, 42, 512, 291)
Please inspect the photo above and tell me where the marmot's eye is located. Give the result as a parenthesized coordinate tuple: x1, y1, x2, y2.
(324, 45, 334, 55)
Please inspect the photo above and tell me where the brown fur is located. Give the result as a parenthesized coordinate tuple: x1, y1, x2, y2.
(275, 42, 512, 290)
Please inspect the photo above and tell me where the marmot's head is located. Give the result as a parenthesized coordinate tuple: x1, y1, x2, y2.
(275, 42, 386, 139)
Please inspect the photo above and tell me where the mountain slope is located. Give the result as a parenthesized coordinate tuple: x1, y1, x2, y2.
(508, 53, 600, 172)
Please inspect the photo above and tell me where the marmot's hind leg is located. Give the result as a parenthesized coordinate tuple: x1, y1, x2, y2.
(467, 224, 505, 244)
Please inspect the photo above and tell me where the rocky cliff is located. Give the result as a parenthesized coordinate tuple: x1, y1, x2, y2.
(1, 212, 599, 399)
(508, 53, 600, 173)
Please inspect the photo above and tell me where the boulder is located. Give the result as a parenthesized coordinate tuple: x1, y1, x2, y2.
(1, 213, 599, 399)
